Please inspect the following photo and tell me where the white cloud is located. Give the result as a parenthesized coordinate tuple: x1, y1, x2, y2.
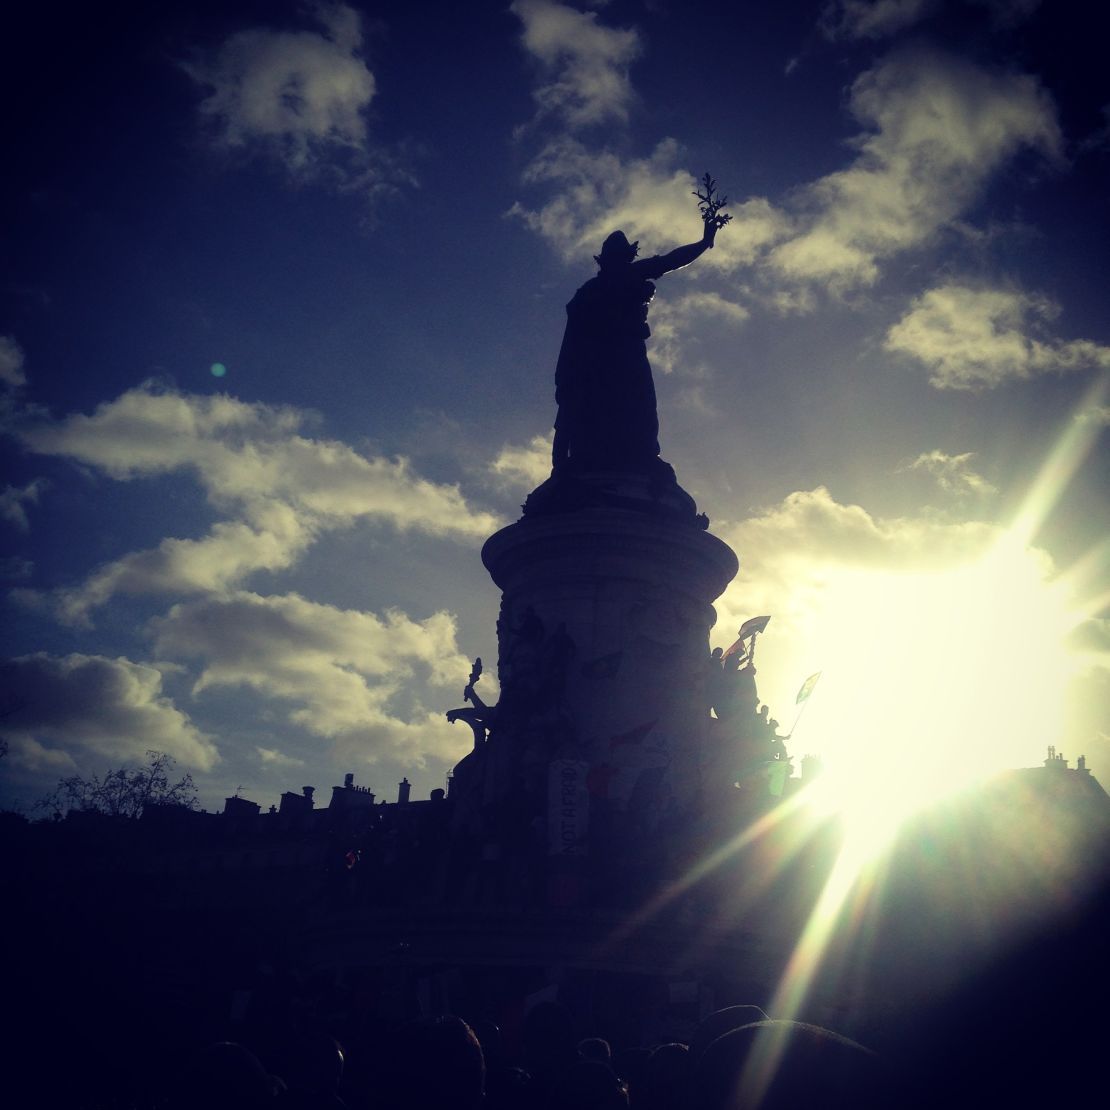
(512, 49, 1059, 306)
(256, 746, 306, 769)
(1068, 616, 1110, 659)
(18, 384, 502, 622)
(650, 291, 750, 375)
(968, 0, 1041, 26)
(509, 137, 757, 378)
(182, 2, 396, 195)
(508, 6, 783, 275)
(1076, 405, 1110, 428)
(820, 1, 1040, 42)
(0, 335, 27, 388)
(490, 433, 554, 491)
(511, 0, 642, 129)
(152, 591, 471, 769)
(673, 291, 751, 327)
(0, 652, 219, 773)
(900, 450, 997, 496)
(4, 736, 77, 774)
(768, 48, 1061, 289)
(0, 556, 34, 582)
(0, 479, 46, 531)
(719, 487, 1000, 610)
(764, 286, 819, 316)
(713, 487, 1093, 789)
(712, 486, 1010, 712)
(885, 284, 1110, 390)
(509, 137, 767, 382)
(820, 0, 939, 41)
(512, 138, 790, 270)
(51, 515, 316, 626)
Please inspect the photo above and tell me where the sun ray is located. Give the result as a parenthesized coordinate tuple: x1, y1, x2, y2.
(1009, 373, 1110, 548)
(595, 789, 816, 958)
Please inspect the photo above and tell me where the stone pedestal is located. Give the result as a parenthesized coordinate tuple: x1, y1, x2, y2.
(479, 477, 738, 815)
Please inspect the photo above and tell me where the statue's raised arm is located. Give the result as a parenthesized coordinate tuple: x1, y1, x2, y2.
(639, 174, 732, 278)
(636, 220, 716, 281)
(550, 173, 731, 478)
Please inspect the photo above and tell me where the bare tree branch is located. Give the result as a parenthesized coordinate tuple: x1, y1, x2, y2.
(35, 750, 198, 820)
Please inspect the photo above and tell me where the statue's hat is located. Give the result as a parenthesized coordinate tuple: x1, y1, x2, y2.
(595, 230, 639, 267)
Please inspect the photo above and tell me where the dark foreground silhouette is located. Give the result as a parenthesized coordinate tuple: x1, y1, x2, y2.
(5, 881, 1109, 1110)
(4, 760, 1110, 1108)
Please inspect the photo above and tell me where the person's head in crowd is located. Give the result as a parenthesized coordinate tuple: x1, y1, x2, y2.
(170, 1041, 281, 1110)
(379, 1015, 485, 1110)
(689, 1005, 770, 1069)
(549, 1058, 628, 1109)
(281, 1028, 345, 1103)
(631, 1042, 688, 1110)
(612, 1046, 650, 1102)
(694, 1019, 881, 1109)
(483, 1064, 533, 1110)
(578, 1037, 612, 1063)
(521, 1000, 577, 1084)
(471, 1018, 504, 1069)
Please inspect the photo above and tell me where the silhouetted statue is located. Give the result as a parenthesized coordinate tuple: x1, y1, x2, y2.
(552, 176, 730, 475)
(446, 658, 495, 748)
(710, 652, 758, 722)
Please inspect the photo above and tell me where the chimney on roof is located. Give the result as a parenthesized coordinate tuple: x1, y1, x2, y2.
(330, 779, 375, 810)
(223, 795, 261, 819)
(398, 777, 411, 805)
(302, 786, 315, 807)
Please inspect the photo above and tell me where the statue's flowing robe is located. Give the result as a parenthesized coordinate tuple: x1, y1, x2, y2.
(554, 256, 668, 472)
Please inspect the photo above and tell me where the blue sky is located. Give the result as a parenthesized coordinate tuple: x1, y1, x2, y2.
(2, 0, 1107, 814)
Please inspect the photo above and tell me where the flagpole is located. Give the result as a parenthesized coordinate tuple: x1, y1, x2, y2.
(786, 672, 821, 741)
(786, 699, 810, 741)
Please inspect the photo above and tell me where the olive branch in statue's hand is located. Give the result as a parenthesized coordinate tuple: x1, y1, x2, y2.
(694, 172, 733, 232)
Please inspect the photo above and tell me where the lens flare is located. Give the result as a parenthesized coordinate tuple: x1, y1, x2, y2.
(601, 376, 1109, 1101)
(798, 538, 1081, 842)
(759, 375, 1109, 1047)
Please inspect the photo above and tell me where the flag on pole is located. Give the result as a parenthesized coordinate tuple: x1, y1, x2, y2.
(723, 615, 771, 658)
(795, 672, 821, 704)
(738, 614, 772, 640)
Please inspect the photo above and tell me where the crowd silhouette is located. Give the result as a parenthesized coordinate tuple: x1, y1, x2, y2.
(21, 894, 1107, 1110)
(126, 1000, 893, 1110)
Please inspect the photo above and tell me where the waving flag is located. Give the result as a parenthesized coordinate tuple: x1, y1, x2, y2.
(796, 672, 821, 704)
(723, 615, 771, 658)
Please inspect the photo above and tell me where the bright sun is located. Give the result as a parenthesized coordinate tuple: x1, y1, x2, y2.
(791, 534, 1083, 853)
(749, 382, 1110, 1039)
(755, 533, 1093, 1034)
(746, 531, 1090, 1035)
(784, 377, 1109, 855)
